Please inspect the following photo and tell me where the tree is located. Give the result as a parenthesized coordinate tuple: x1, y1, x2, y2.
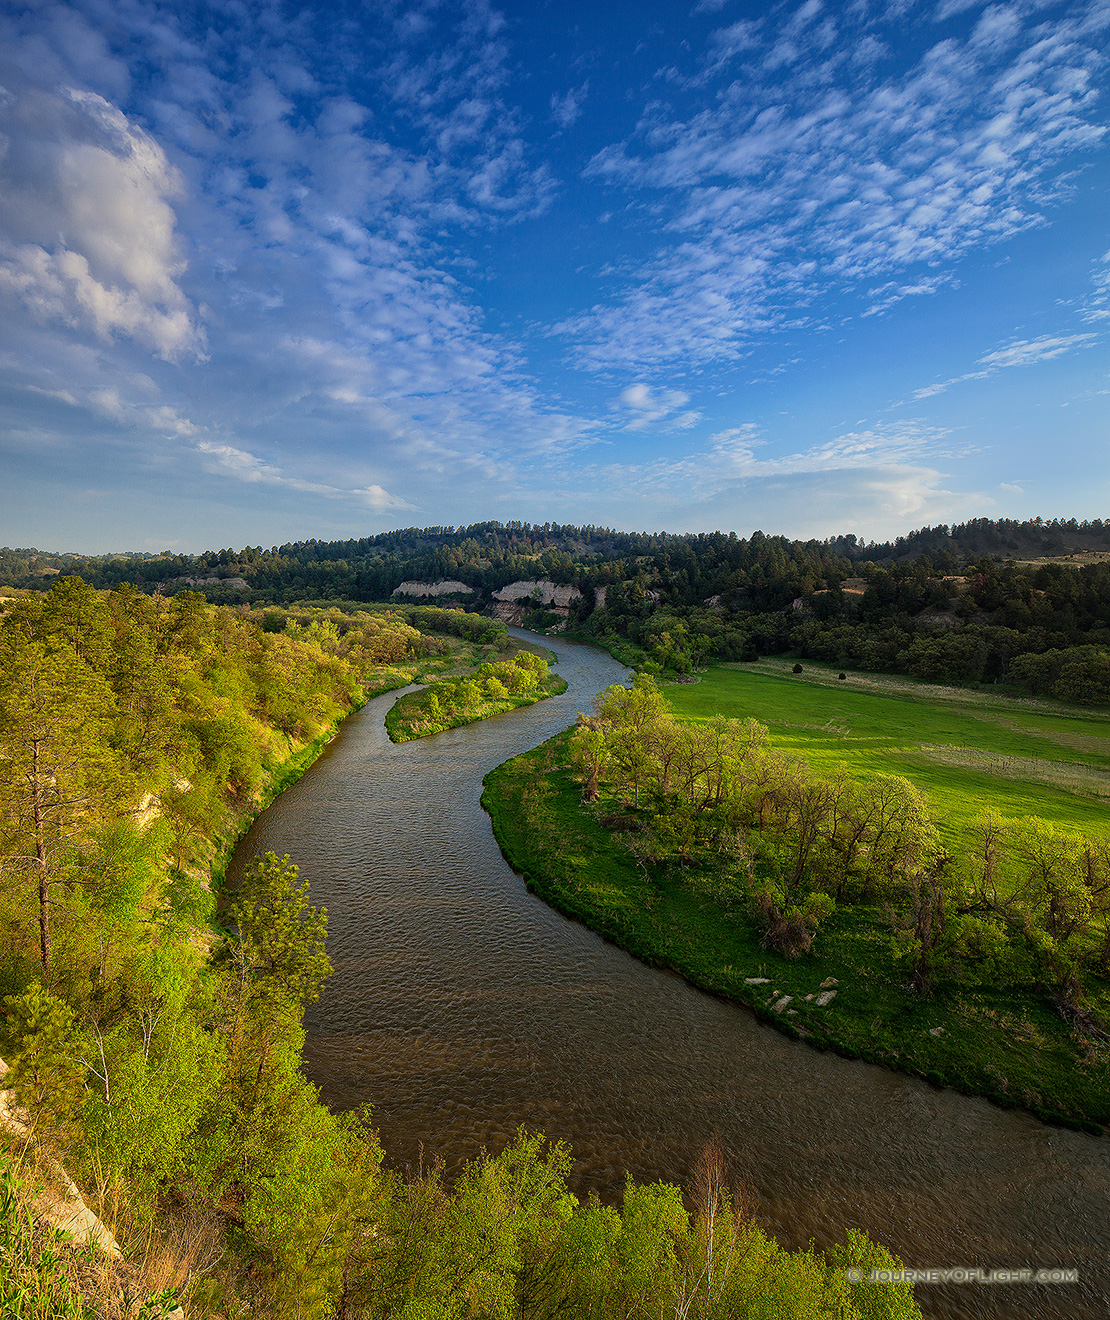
(570, 718, 607, 801)
(0, 639, 123, 972)
(1, 982, 84, 1147)
(227, 852, 331, 1016)
(891, 863, 962, 995)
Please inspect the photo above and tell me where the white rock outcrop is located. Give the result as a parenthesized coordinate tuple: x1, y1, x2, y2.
(491, 580, 582, 606)
(392, 580, 475, 597)
(0, 1057, 121, 1258)
(175, 575, 249, 590)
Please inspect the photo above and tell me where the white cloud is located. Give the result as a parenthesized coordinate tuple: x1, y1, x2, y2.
(564, 1, 1109, 370)
(1081, 247, 1110, 322)
(195, 440, 417, 510)
(861, 272, 957, 317)
(551, 83, 588, 130)
(934, 0, 986, 21)
(0, 2, 600, 525)
(583, 417, 958, 500)
(0, 81, 202, 359)
(910, 330, 1097, 397)
(534, 418, 977, 539)
(376, 0, 556, 221)
(614, 383, 701, 429)
(978, 333, 1098, 370)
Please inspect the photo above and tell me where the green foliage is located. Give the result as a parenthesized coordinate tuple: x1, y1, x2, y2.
(82, 995, 223, 1204)
(2, 984, 84, 1144)
(387, 650, 566, 742)
(345, 1130, 920, 1320)
(0, 1161, 94, 1319)
(0, 576, 930, 1317)
(484, 725, 1110, 1126)
(228, 851, 330, 1011)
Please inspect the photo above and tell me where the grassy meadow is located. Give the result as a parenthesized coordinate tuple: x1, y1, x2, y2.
(664, 659, 1110, 848)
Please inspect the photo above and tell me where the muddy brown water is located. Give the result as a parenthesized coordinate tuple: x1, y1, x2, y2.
(227, 631, 1109, 1319)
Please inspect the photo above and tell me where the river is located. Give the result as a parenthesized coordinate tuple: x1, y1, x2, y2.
(227, 630, 1109, 1320)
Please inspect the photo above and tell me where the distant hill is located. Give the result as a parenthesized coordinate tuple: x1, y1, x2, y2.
(4, 515, 1110, 702)
(836, 517, 1110, 565)
(4, 516, 1110, 601)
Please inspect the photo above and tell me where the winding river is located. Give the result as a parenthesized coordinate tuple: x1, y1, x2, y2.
(227, 631, 1109, 1320)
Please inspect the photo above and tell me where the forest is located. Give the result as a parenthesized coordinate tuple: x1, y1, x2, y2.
(0, 579, 920, 1318)
(4, 515, 1110, 704)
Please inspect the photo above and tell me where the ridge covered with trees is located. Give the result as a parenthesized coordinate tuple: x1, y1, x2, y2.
(4, 514, 1110, 705)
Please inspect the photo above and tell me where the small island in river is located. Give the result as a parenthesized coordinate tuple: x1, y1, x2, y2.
(386, 646, 567, 742)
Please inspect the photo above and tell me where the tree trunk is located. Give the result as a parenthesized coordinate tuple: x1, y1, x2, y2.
(33, 736, 49, 972)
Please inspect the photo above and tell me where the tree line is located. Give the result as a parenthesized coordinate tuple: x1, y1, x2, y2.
(5, 516, 1110, 704)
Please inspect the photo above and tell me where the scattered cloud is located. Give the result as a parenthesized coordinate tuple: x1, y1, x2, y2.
(581, 417, 959, 500)
(934, 0, 987, 22)
(551, 82, 588, 129)
(861, 272, 958, 318)
(564, 1, 1109, 370)
(540, 418, 977, 539)
(195, 440, 418, 510)
(0, 0, 1104, 549)
(911, 331, 1098, 398)
(978, 334, 1098, 371)
(1081, 247, 1110, 322)
(614, 383, 701, 429)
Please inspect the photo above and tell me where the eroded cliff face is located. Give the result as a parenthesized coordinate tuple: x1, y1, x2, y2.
(488, 580, 583, 630)
(491, 580, 582, 607)
(391, 579, 475, 597)
(388, 577, 587, 629)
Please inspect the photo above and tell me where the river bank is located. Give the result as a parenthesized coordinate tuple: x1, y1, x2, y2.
(482, 729, 1109, 1134)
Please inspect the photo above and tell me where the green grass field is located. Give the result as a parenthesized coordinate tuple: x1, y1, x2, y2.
(661, 659, 1110, 848)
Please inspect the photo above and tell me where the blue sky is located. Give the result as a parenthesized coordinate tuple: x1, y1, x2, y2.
(0, 0, 1107, 553)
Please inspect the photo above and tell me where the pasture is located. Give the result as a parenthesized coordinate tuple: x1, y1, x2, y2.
(662, 660, 1110, 848)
